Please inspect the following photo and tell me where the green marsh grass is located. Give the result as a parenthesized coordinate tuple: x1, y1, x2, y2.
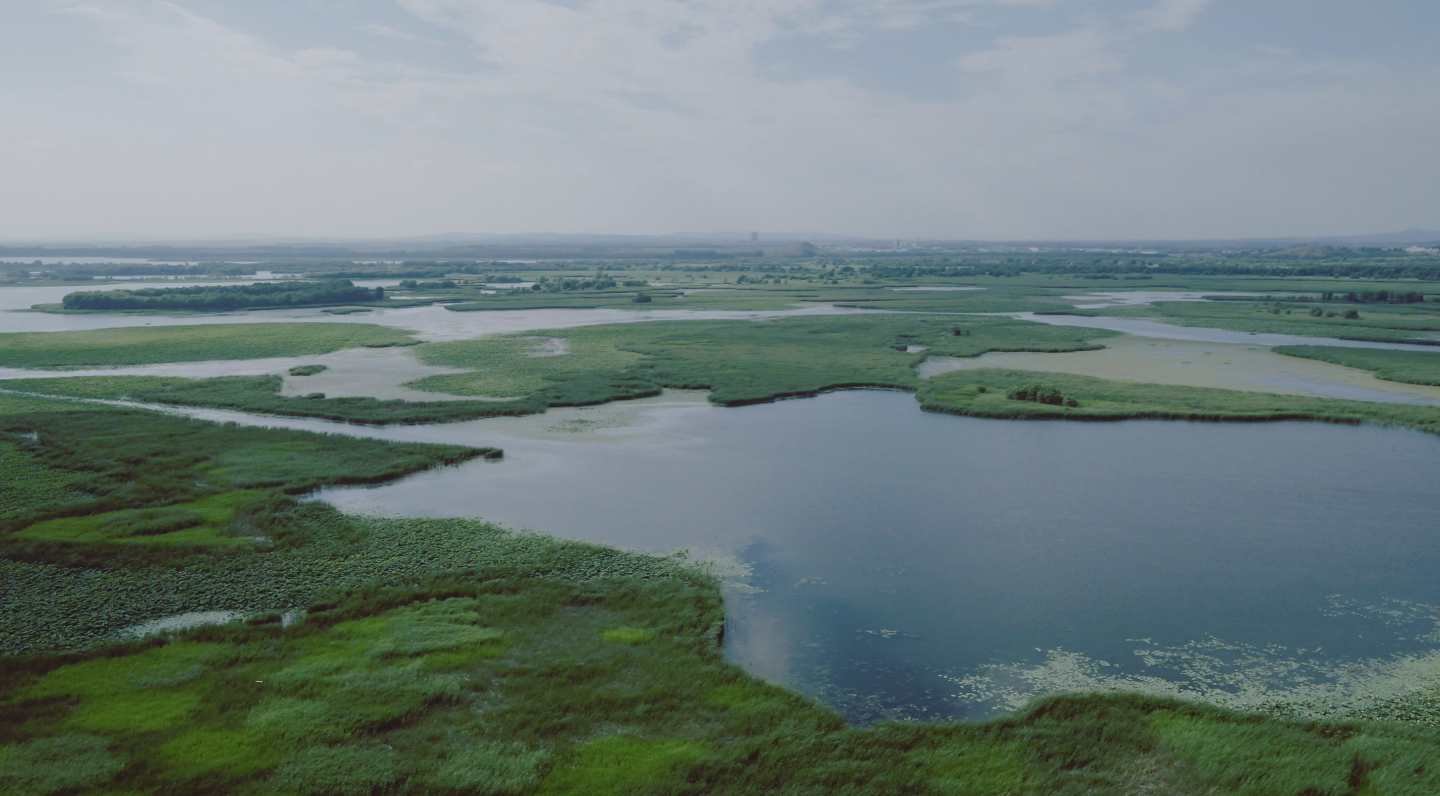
(1, 374, 543, 425)
(0, 323, 416, 368)
(5, 539, 1440, 795)
(919, 368, 1440, 437)
(411, 315, 1115, 406)
(1103, 301, 1440, 344)
(1274, 345, 1440, 386)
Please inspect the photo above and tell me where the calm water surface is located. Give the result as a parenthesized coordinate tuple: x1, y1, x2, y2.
(302, 391, 1440, 722)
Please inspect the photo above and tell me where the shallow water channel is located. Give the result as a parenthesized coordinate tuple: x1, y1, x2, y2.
(128, 389, 1439, 724)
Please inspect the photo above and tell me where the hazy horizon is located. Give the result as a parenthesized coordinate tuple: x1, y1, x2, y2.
(4, 1, 1438, 241)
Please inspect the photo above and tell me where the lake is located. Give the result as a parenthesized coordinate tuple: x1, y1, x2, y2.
(297, 390, 1440, 722)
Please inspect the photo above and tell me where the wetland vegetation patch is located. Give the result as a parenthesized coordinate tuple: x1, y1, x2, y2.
(1274, 345, 1440, 386)
(0, 323, 417, 368)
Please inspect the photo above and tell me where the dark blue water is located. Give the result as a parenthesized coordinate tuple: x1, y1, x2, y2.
(316, 391, 1440, 722)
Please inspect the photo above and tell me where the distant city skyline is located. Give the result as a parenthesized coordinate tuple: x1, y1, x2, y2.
(2, 1, 1438, 241)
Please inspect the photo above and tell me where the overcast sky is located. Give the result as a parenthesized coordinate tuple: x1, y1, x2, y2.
(2, 0, 1437, 241)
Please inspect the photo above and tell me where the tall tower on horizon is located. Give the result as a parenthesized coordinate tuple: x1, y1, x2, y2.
(750, 231, 759, 244)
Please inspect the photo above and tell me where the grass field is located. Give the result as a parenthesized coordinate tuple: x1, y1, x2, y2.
(0, 323, 417, 368)
(1274, 346, 1440, 386)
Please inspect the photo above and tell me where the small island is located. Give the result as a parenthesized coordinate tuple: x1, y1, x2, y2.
(60, 280, 385, 312)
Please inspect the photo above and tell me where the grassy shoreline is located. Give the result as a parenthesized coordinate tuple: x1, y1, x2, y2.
(918, 368, 1440, 436)
(1274, 345, 1440, 386)
(4, 523, 1440, 795)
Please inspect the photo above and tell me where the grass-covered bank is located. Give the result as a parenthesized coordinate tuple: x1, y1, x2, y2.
(0, 323, 417, 369)
(1275, 346, 1440, 387)
(5, 528, 1440, 795)
(0, 375, 546, 426)
(919, 368, 1440, 435)
(1097, 300, 1440, 345)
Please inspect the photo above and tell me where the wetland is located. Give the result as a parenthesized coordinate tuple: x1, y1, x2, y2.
(7, 270, 1440, 794)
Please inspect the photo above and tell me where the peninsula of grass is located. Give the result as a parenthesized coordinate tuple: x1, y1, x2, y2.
(0, 323, 417, 369)
(0, 391, 496, 536)
(1101, 300, 1440, 344)
(918, 368, 1440, 436)
(1274, 345, 1440, 386)
(0, 375, 545, 425)
(0, 392, 501, 651)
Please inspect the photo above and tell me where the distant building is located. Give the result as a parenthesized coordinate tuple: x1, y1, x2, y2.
(750, 232, 758, 244)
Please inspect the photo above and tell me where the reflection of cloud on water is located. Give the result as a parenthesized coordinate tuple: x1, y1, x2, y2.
(944, 598, 1440, 726)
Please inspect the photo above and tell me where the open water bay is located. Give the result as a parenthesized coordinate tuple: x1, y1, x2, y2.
(309, 391, 1440, 722)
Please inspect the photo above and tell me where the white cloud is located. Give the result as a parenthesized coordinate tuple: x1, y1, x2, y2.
(1, 0, 1437, 239)
(1127, 0, 1211, 33)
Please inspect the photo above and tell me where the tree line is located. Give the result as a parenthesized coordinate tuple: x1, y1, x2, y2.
(61, 281, 384, 311)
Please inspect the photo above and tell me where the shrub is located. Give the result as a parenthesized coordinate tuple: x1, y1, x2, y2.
(1006, 384, 1065, 405)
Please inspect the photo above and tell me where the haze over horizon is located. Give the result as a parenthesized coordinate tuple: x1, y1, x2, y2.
(3, 1, 1438, 242)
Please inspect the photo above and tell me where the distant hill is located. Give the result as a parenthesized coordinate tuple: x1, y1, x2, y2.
(1266, 244, 1354, 259)
(774, 242, 821, 258)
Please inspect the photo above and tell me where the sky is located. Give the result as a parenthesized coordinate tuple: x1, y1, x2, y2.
(2, 0, 1438, 241)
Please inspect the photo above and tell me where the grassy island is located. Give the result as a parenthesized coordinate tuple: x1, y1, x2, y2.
(60, 281, 387, 312)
